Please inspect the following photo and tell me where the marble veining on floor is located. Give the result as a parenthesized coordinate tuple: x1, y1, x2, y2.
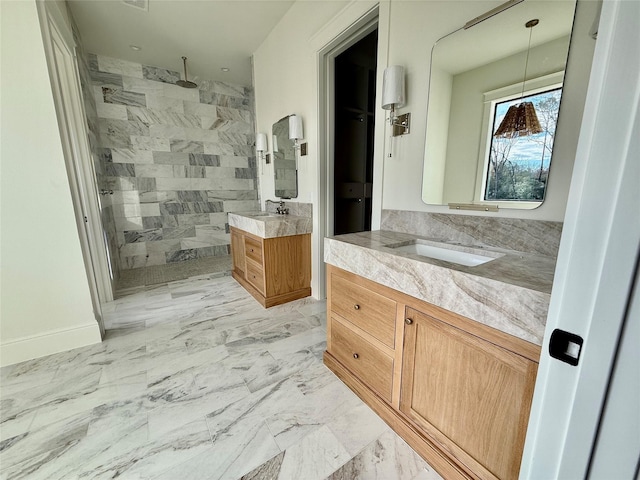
(0, 276, 442, 480)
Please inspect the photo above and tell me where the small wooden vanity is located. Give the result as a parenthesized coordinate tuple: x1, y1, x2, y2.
(324, 264, 540, 480)
(230, 226, 311, 308)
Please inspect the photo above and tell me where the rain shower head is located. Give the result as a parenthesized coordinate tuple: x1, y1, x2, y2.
(176, 56, 197, 88)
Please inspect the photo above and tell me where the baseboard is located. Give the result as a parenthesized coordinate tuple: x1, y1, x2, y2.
(0, 322, 102, 367)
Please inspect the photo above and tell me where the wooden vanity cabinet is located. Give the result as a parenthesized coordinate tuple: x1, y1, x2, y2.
(230, 227, 311, 308)
(401, 307, 538, 480)
(324, 265, 540, 480)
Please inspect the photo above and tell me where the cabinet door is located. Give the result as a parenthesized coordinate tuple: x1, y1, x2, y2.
(230, 228, 245, 276)
(400, 307, 537, 480)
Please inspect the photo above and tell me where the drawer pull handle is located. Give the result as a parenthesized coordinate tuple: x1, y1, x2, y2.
(353, 353, 359, 359)
(250, 248, 254, 252)
(354, 304, 360, 310)
(405, 318, 413, 325)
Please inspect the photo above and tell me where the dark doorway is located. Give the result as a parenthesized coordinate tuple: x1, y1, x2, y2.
(333, 29, 377, 235)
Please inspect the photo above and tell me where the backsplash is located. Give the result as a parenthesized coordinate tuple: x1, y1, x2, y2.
(87, 54, 259, 269)
(381, 210, 563, 257)
(264, 200, 312, 217)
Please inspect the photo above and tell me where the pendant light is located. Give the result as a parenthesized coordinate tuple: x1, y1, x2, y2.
(494, 19, 543, 138)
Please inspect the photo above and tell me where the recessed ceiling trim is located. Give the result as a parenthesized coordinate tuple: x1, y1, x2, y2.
(122, 0, 148, 12)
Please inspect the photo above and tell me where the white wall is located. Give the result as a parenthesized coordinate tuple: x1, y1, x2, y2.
(0, 0, 101, 366)
(253, 0, 379, 296)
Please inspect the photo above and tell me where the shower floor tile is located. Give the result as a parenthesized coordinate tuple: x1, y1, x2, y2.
(0, 276, 442, 480)
(115, 254, 232, 295)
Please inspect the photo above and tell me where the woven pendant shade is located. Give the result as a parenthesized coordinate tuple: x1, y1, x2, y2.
(494, 101, 543, 138)
(494, 19, 543, 139)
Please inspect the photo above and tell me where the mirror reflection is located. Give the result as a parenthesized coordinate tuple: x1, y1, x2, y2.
(422, 0, 577, 209)
(272, 115, 298, 198)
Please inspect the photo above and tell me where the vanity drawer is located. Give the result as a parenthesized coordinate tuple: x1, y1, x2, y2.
(330, 316, 394, 402)
(245, 260, 265, 293)
(244, 236, 263, 264)
(331, 274, 397, 348)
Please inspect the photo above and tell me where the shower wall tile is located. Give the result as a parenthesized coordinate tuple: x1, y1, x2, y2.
(161, 83, 200, 102)
(184, 128, 219, 143)
(203, 143, 235, 155)
(88, 53, 257, 270)
(198, 79, 247, 98)
(139, 203, 160, 217)
(170, 140, 204, 153)
(102, 87, 147, 107)
(149, 124, 186, 140)
(153, 152, 190, 165)
(97, 56, 144, 79)
(145, 94, 185, 112)
(111, 148, 153, 164)
(208, 189, 258, 201)
(122, 76, 165, 95)
(142, 65, 181, 84)
(119, 242, 147, 257)
(219, 156, 250, 168)
(189, 154, 220, 167)
(96, 103, 128, 120)
(130, 136, 171, 151)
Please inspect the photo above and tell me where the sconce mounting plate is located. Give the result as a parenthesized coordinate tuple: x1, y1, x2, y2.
(392, 113, 411, 137)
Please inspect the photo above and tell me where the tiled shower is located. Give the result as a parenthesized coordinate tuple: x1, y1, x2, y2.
(73, 18, 259, 290)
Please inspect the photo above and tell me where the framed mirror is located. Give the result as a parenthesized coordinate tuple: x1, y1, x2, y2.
(272, 115, 298, 198)
(422, 0, 577, 209)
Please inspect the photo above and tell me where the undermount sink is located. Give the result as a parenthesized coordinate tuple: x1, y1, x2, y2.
(249, 212, 277, 217)
(389, 240, 502, 267)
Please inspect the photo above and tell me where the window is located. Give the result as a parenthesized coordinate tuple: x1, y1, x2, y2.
(483, 87, 562, 202)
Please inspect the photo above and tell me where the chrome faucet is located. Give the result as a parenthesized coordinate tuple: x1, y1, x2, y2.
(276, 200, 289, 215)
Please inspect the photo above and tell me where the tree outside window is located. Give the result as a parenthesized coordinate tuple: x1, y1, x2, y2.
(484, 87, 562, 202)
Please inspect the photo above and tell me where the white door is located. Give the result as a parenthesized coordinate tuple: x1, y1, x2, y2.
(37, 1, 114, 335)
(519, 0, 640, 477)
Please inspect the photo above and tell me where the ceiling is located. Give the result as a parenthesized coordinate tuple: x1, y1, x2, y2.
(68, 0, 295, 86)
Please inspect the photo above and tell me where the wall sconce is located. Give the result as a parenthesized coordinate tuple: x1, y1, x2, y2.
(382, 65, 410, 136)
(289, 114, 303, 150)
(255, 133, 267, 160)
(255, 132, 267, 174)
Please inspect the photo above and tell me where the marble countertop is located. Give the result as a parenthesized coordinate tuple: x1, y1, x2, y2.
(228, 211, 312, 239)
(325, 230, 558, 345)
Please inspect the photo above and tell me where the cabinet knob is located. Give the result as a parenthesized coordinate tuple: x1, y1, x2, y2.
(405, 318, 413, 325)
(353, 353, 359, 359)
(250, 248, 254, 252)
(354, 304, 360, 310)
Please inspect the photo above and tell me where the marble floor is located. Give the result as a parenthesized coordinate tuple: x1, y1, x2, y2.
(0, 275, 442, 480)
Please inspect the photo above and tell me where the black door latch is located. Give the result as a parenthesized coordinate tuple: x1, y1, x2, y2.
(549, 329, 584, 366)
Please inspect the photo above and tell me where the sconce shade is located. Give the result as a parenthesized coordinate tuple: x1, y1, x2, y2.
(494, 101, 543, 138)
(289, 115, 303, 140)
(255, 133, 267, 152)
(382, 65, 405, 110)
